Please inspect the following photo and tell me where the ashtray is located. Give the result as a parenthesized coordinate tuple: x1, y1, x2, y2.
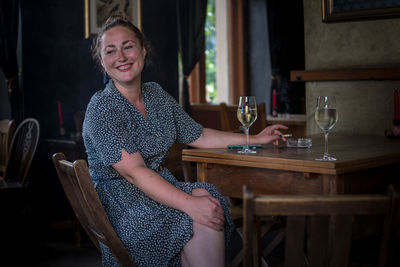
(286, 138, 312, 148)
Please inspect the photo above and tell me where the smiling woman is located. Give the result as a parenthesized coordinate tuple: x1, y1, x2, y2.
(83, 13, 234, 267)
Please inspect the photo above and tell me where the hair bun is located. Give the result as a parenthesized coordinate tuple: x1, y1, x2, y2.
(105, 12, 130, 25)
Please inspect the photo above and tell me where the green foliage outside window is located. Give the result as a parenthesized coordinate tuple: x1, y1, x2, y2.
(205, 0, 216, 103)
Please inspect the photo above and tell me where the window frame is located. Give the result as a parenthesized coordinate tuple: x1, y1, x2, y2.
(189, 0, 247, 105)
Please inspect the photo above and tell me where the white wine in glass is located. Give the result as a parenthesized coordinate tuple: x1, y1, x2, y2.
(237, 96, 257, 153)
(315, 96, 338, 161)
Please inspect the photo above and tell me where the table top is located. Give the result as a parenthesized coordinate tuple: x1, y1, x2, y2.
(182, 134, 400, 175)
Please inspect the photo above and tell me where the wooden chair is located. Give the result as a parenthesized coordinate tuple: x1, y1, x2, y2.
(189, 102, 267, 133)
(243, 185, 400, 267)
(3, 118, 40, 186)
(189, 103, 230, 131)
(223, 102, 267, 134)
(163, 143, 193, 181)
(52, 153, 137, 267)
(0, 119, 15, 179)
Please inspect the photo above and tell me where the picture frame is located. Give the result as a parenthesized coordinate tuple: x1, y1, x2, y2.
(84, 0, 141, 38)
(322, 0, 400, 22)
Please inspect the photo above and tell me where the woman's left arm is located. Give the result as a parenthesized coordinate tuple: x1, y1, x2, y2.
(188, 124, 288, 149)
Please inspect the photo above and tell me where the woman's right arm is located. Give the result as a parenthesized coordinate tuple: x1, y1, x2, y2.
(112, 149, 225, 231)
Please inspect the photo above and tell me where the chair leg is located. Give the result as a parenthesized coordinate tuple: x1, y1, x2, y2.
(72, 213, 83, 247)
(229, 217, 283, 267)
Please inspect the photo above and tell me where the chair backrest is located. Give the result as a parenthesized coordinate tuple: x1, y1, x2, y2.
(0, 119, 16, 178)
(4, 118, 39, 185)
(163, 143, 189, 181)
(224, 102, 267, 134)
(243, 185, 399, 267)
(189, 102, 267, 134)
(189, 103, 230, 131)
(52, 153, 137, 267)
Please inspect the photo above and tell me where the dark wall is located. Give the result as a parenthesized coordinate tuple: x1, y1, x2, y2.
(20, 0, 179, 225)
(266, 0, 305, 114)
(22, 0, 179, 139)
(22, 0, 103, 139)
(141, 0, 179, 101)
(248, 0, 272, 114)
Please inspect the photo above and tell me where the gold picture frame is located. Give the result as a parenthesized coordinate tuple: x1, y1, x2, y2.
(84, 0, 141, 38)
(322, 0, 400, 22)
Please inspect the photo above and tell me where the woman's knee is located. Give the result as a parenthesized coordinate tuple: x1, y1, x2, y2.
(192, 187, 210, 197)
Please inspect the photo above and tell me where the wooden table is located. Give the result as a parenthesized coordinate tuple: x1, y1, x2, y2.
(182, 134, 400, 198)
(45, 138, 87, 161)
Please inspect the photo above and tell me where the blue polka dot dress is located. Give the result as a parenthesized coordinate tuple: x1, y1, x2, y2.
(82, 81, 234, 267)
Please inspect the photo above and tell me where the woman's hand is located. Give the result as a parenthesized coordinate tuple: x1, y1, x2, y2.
(254, 124, 289, 146)
(184, 195, 225, 232)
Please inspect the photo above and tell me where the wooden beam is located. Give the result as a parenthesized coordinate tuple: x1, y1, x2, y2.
(290, 68, 400, 82)
(189, 55, 206, 104)
(228, 0, 247, 103)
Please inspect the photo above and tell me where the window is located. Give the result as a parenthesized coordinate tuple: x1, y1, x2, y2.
(205, 0, 216, 103)
(189, 0, 246, 105)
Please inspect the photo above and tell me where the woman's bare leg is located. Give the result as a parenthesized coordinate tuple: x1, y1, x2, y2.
(181, 250, 189, 267)
(182, 188, 225, 267)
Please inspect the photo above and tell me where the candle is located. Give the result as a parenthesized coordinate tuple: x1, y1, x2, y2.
(395, 89, 399, 121)
(57, 101, 64, 126)
(272, 89, 277, 117)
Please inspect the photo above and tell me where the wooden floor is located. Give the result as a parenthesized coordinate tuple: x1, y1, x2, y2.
(0, 201, 399, 267)
(1, 226, 398, 267)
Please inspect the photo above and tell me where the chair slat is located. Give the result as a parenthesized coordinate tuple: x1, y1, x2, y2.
(254, 195, 389, 215)
(308, 216, 329, 267)
(284, 216, 306, 267)
(3, 118, 39, 186)
(328, 215, 353, 267)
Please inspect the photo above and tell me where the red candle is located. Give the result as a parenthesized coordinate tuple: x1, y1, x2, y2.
(272, 89, 277, 109)
(57, 101, 64, 126)
(395, 89, 399, 121)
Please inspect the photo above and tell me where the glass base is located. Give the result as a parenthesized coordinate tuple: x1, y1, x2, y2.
(315, 153, 336, 161)
(238, 148, 257, 154)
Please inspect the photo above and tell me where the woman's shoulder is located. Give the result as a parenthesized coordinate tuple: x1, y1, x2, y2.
(86, 88, 125, 118)
(143, 82, 164, 94)
(88, 90, 112, 109)
(143, 82, 175, 101)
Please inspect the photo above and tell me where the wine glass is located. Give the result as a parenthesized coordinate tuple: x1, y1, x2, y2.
(237, 96, 258, 153)
(315, 96, 338, 161)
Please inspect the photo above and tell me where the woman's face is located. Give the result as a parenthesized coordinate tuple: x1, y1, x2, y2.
(100, 25, 146, 88)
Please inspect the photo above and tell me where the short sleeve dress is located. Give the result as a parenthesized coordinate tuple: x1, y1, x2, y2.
(82, 81, 234, 267)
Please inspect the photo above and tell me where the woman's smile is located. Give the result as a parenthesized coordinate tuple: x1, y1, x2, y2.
(116, 63, 133, 71)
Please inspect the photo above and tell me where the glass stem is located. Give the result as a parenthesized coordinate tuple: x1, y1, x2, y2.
(324, 131, 329, 157)
(245, 127, 250, 150)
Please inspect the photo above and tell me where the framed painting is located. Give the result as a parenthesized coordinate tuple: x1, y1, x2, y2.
(322, 0, 400, 22)
(85, 0, 141, 38)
